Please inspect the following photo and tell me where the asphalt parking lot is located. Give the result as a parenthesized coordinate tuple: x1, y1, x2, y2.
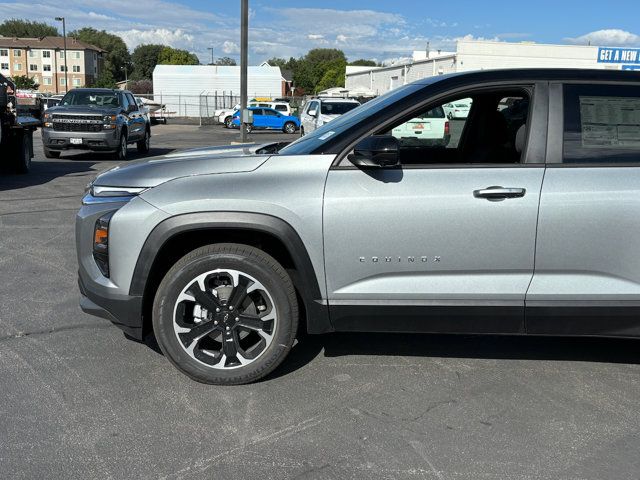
(2, 124, 640, 479)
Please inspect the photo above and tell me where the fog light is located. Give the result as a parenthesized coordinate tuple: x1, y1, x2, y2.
(93, 212, 115, 277)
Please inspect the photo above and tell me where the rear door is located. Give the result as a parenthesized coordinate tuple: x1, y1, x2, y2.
(527, 82, 640, 336)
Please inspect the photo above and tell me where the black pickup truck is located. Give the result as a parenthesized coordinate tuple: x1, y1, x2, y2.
(42, 88, 150, 160)
(0, 74, 39, 173)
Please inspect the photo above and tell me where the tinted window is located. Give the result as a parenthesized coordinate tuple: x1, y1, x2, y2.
(564, 84, 640, 164)
(320, 102, 359, 115)
(274, 105, 288, 112)
(264, 109, 279, 116)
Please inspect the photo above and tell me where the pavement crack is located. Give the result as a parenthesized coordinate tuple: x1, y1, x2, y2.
(0, 322, 113, 343)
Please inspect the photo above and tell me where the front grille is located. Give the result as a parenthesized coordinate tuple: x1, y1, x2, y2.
(53, 122, 103, 132)
(52, 114, 103, 121)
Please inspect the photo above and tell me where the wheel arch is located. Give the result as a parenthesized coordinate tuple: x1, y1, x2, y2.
(130, 212, 331, 339)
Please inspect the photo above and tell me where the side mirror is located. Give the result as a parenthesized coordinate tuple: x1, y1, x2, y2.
(308, 109, 318, 117)
(348, 135, 400, 168)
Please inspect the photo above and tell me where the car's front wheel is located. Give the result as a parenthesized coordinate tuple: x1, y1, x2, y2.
(152, 243, 298, 385)
(137, 129, 150, 154)
(224, 116, 232, 128)
(113, 131, 128, 160)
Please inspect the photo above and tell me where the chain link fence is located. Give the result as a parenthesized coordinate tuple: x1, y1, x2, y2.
(133, 93, 305, 125)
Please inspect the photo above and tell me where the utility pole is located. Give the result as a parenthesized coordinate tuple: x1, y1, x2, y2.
(240, 0, 248, 143)
(55, 17, 68, 92)
(208, 47, 214, 65)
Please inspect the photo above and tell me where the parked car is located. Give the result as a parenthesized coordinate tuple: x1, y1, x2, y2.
(300, 97, 360, 136)
(216, 101, 292, 128)
(231, 107, 299, 133)
(42, 88, 150, 160)
(77, 68, 640, 385)
(391, 105, 450, 147)
(443, 98, 472, 119)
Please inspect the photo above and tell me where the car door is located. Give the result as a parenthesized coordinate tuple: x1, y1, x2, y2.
(323, 84, 548, 333)
(526, 82, 640, 337)
(263, 109, 280, 129)
(302, 101, 318, 133)
(122, 93, 143, 140)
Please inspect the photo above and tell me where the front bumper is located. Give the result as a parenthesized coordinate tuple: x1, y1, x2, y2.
(78, 274, 143, 339)
(42, 127, 120, 151)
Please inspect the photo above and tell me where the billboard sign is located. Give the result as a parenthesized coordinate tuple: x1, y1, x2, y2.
(598, 47, 640, 64)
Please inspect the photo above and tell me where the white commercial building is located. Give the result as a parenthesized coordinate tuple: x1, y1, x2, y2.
(346, 40, 640, 95)
(153, 64, 284, 117)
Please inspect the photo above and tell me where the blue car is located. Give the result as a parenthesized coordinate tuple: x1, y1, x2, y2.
(232, 107, 300, 134)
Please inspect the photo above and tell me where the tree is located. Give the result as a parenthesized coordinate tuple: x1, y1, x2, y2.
(130, 44, 164, 80)
(294, 49, 347, 93)
(266, 57, 288, 68)
(0, 19, 58, 37)
(92, 69, 116, 89)
(158, 46, 199, 65)
(215, 56, 236, 66)
(69, 28, 130, 82)
(128, 79, 153, 94)
(13, 75, 39, 90)
(349, 59, 377, 67)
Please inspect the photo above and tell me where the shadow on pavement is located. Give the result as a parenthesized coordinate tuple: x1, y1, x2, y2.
(60, 147, 175, 162)
(136, 329, 640, 383)
(0, 159, 97, 191)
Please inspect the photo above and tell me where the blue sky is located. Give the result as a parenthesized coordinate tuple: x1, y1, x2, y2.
(1, 0, 639, 64)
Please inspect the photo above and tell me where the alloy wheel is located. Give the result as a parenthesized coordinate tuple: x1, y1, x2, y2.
(172, 269, 277, 369)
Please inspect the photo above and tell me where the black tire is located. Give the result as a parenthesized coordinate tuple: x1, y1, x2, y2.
(152, 243, 298, 385)
(113, 131, 128, 160)
(43, 147, 61, 159)
(13, 132, 32, 174)
(137, 128, 150, 154)
(224, 116, 232, 128)
(300, 127, 305, 137)
(283, 122, 297, 134)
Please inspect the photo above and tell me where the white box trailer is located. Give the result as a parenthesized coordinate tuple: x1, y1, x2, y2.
(152, 64, 283, 118)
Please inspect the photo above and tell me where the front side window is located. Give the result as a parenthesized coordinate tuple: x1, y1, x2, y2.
(382, 89, 530, 165)
(563, 84, 640, 164)
(264, 109, 278, 116)
(126, 93, 137, 110)
(42, 50, 51, 58)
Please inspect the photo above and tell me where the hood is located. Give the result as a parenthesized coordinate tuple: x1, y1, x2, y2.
(48, 105, 121, 115)
(93, 143, 273, 188)
(320, 113, 339, 123)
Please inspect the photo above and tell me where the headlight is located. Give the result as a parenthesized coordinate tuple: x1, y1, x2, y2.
(93, 211, 114, 277)
(43, 112, 52, 128)
(82, 185, 148, 205)
(103, 114, 117, 130)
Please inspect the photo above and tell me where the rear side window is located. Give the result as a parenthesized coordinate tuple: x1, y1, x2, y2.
(274, 105, 287, 112)
(320, 102, 359, 115)
(563, 84, 640, 164)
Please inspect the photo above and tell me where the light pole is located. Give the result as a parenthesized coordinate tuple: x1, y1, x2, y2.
(55, 17, 68, 92)
(121, 65, 128, 87)
(240, 0, 248, 143)
(207, 47, 214, 65)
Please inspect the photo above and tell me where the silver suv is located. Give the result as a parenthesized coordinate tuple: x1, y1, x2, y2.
(77, 69, 640, 385)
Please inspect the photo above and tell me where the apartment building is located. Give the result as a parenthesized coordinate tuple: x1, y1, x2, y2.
(0, 36, 104, 94)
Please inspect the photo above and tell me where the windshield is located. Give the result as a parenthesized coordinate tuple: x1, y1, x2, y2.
(280, 84, 422, 155)
(61, 91, 120, 107)
(320, 102, 359, 115)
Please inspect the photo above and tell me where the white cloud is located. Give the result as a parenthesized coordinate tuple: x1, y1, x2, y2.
(336, 34, 348, 43)
(222, 41, 239, 54)
(566, 29, 640, 46)
(307, 34, 325, 40)
(114, 28, 194, 51)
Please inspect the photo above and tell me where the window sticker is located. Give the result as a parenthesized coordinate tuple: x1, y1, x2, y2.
(318, 131, 336, 140)
(580, 96, 640, 148)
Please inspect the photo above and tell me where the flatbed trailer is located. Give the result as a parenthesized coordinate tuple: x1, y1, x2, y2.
(0, 74, 40, 173)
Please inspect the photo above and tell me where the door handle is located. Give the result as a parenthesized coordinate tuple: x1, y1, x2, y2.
(473, 186, 526, 200)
